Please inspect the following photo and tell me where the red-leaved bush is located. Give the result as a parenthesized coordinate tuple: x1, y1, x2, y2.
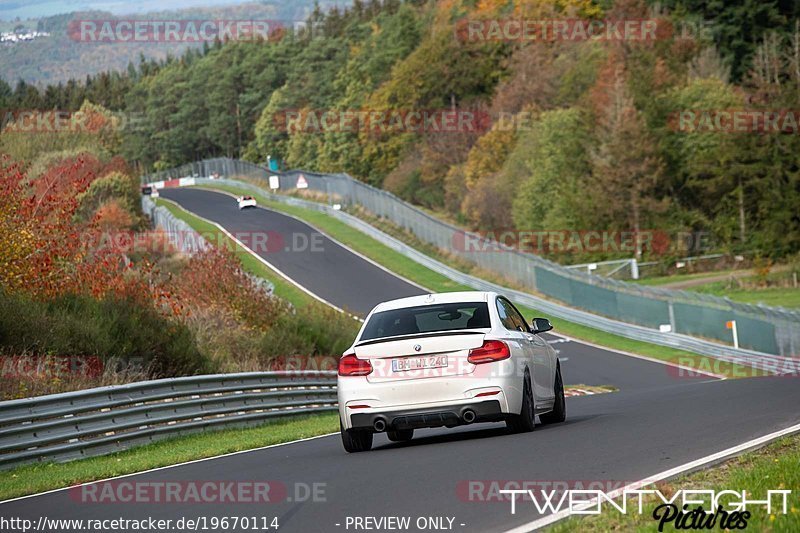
(0, 154, 171, 309)
(172, 248, 285, 331)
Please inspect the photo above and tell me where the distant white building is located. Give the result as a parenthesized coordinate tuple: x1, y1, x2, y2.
(0, 29, 49, 44)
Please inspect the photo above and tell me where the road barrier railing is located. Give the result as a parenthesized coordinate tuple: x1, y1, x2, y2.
(179, 178, 800, 375)
(141, 194, 210, 255)
(143, 158, 800, 357)
(0, 372, 337, 470)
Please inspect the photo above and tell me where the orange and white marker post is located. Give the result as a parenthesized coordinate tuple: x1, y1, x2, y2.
(726, 320, 739, 349)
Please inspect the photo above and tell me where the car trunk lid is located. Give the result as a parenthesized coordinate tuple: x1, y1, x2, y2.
(355, 332, 485, 382)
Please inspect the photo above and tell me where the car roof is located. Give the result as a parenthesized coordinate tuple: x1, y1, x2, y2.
(370, 291, 497, 313)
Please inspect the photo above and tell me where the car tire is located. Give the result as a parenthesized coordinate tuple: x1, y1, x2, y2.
(387, 428, 414, 442)
(540, 364, 566, 425)
(506, 371, 535, 433)
(340, 421, 373, 453)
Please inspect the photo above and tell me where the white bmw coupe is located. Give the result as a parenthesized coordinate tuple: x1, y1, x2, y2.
(337, 291, 565, 452)
(237, 195, 257, 209)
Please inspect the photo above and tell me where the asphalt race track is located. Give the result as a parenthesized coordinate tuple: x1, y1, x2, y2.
(2, 187, 799, 532)
(160, 187, 424, 316)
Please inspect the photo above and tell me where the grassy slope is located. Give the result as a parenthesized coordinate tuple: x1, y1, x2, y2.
(0, 413, 338, 501)
(633, 270, 739, 286)
(635, 270, 800, 308)
(0, 200, 344, 500)
(552, 432, 800, 532)
(692, 280, 800, 308)
(199, 182, 749, 378)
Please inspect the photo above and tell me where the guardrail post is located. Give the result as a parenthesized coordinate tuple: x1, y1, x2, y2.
(668, 300, 676, 333)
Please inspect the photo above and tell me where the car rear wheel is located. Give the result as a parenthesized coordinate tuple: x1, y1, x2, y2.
(387, 428, 414, 442)
(540, 364, 566, 425)
(506, 371, 535, 433)
(340, 421, 373, 453)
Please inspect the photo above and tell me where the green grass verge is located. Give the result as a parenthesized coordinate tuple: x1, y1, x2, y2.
(634, 269, 800, 308)
(0, 413, 338, 501)
(633, 269, 739, 286)
(691, 280, 800, 308)
(551, 432, 800, 532)
(195, 183, 751, 378)
(635, 270, 800, 308)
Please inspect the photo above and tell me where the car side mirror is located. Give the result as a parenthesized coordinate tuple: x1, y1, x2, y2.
(531, 318, 553, 334)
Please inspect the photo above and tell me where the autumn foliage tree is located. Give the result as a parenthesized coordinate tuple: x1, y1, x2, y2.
(587, 58, 666, 257)
(0, 154, 158, 303)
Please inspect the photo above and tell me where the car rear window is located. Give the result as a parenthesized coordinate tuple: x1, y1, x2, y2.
(360, 302, 490, 341)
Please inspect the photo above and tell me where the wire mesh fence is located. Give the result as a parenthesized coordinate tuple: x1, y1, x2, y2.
(144, 158, 800, 356)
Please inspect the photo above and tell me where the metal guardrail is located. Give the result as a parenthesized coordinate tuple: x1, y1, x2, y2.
(0, 372, 337, 470)
(143, 158, 800, 357)
(185, 178, 800, 374)
(142, 195, 210, 254)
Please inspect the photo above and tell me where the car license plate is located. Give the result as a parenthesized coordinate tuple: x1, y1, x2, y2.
(392, 355, 448, 372)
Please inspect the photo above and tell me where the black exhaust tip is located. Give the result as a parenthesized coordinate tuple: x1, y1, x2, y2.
(373, 418, 387, 432)
(462, 409, 476, 424)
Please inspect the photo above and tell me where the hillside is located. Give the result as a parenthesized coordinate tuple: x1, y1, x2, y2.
(0, 1, 343, 84)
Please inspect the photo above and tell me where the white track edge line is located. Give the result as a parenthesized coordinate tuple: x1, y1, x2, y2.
(0, 432, 338, 505)
(502, 421, 800, 532)
(194, 185, 430, 293)
(157, 196, 362, 322)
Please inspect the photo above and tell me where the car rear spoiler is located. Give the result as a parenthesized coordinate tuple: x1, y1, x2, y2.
(355, 330, 487, 347)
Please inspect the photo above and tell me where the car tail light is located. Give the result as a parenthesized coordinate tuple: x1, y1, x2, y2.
(468, 340, 510, 364)
(338, 353, 373, 376)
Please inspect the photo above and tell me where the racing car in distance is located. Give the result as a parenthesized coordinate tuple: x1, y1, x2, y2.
(337, 291, 566, 452)
(237, 195, 257, 209)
